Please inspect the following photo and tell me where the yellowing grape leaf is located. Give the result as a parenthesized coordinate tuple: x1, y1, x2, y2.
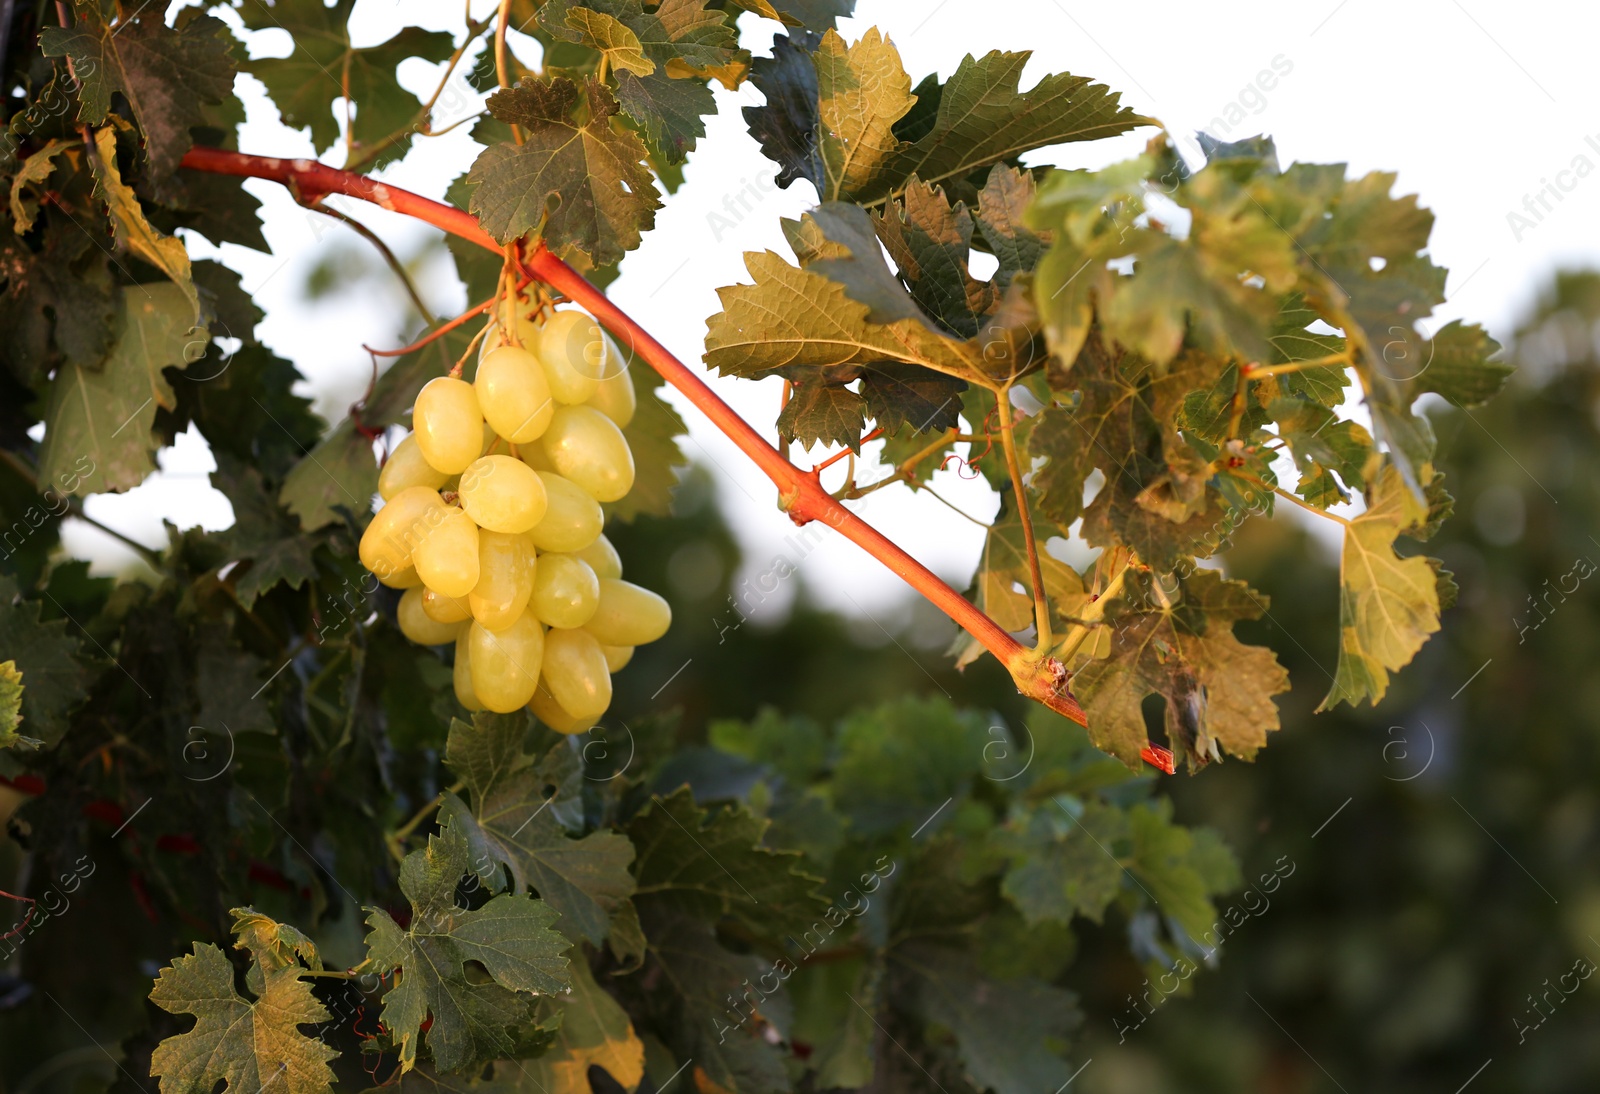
(724, 0, 852, 28)
(1071, 570, 1289, 769)
(0, 660, 33, 750)
(469, 77, 661, 263)
(814, 28, 916, 201)
(38, 283, 203, 497)
(443, 713, 637, 946)
(543, 3, 655, 76)
(149, 909, 336, 1094)
(520, 958, 645, 1092)
(8, 138, 75, 234)
(1318, 464, 1442, 710)
(90, 128, 199, 322)
(365, 817, 571, 1072)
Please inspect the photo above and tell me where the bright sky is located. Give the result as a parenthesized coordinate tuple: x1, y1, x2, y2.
(70, 0, 1600, 624)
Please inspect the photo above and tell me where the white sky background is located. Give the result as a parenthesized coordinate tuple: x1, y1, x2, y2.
(69, 0, 1600, 623)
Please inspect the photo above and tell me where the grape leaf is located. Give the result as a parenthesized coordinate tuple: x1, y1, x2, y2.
(177, 345, 323, 483)
(814, 28, 916, 201)
(867, 49, 1147, 204)
(742, 29, 824, 191)
(364, 817, 571, 1072)
(1269, 397, 1372, 487)
(776, 380, 865, 449)
(1318, 464, 1442, 710)
(1410, 320, 1511, 407)
(468, 77, 661, 263)
(0, 213, 120, 384)
(541, 2, 655, 76)
(997, 798, 1129, 925)
(1071, 571, 1290, 768)
(165, 169, 271, 254)
(0, 660, 28, 749)
(520, 958, 645, 1092)
(704, 250, 980, 384)
(148, 908, 336, 1094)
(829, 696, 994, 834)
(41, 12, 237, 178)
(647, 0, 745, 73)
(278, 420, 378, 532)
(1127, 798, 1241, 942)
(0, 577, 87, 750)
(872, 177, 996, 338)
(8, 138, 75, 234)
(975, 164, 1049, 288)
(89, 128, 199, 322)
(608, 363, 688, 521)
(801, 202, 932, 326)
(629, 785, 827, 938)
(442, 712, 636, 946)
(38, 283, 203, 498)
(212, 454, 318, 608)
(725, 0, 853, 30)
(239, 0, 453, 158)
(615, 70, 714, 165)
(900, 942, 1083, 1094)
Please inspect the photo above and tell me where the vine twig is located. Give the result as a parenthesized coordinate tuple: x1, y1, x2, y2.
(177, 146, 1089, 727)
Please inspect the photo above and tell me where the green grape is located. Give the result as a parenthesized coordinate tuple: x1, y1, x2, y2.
(413, 376, 485, 474)
(526, 471, 603, 552)
(469, 530, 534, 631)
(583, 578, 672, 646)
(454, 630, 484, 712)
(398, 586, 463, 646)
(535, 309, 606, 404)
(529, 682, 593, 735)
(530, 553, 600, 629)
(601, 644, 633, 672)
(359, 485, 445, 582)
(541, 627, 612, 720)
(469, 612, 544, 713)
(539, 405, 635, 502)
(379, 433, 448, 500)
(413, 506, 481, 598)
(422, 587, 472, 624)
(518, 442, 556, 473)
(458, 454, 548, 533)
(476, 345, 554, 443)
(573, 533, 622, 580)
(586, 367, 636, 428)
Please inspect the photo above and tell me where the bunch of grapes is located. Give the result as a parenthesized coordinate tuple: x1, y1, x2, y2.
(358, 304, 671, 733)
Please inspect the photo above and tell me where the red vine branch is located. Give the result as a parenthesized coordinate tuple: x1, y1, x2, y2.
(179, 146, 1088, 726)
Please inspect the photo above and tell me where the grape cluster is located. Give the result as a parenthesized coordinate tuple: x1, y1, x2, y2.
(359, 306, 671, 733)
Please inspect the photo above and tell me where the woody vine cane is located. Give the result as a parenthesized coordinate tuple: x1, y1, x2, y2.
(178, 146, 1107, 743)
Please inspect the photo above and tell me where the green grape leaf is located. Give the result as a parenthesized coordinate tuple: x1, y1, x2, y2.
(639, 909, 793, 1094)
(742, 29, 824, 191)
(871, 177, 996, 337)
(41, 12, 237, 178)
(239, 0, 453, 159)
(1127, 798, 1241, 942)
(168, 169, 271, 254)
(859, 362, 966, 436)
(866, 49, 1147, 204)
(468, 77, 661, 263)
(776, 379, 866, 449)
(443, 713, 636, 946)
(1318, 464, 1442, 710)
(278, 420, 378, 533)
(1269, 397, 1372, 487)
(801, 203, 931, 326)
(608, 364, 688, 521)
(38, 283, 203, 497)
(89, 128, 199, 323)
(1296, 461, 1349, 508)
(0, 661, 28, 750)
(520, 958, 646, 1092)
(0, 577, 88, 750)
(179, 345, 323, 483)
(614, 70, 714, 165)
(901, 942, 1083, 1094)
(829, 697, 994, 834)
(149, 909, 335, 1094)
(211, 454, 318, 608)
(1266, 293, 1348, 405)
(1072, 571, 1290, 768)
(997, 798, 1129, 925)
(0, 216, 120, 385)
(724, 0, 852, 28)
(1411, 320, 1511, 407)
(365, 817, 571, 1073)
(814, 28, 917, 201)
(975, 163, 1050, 288)
(629, 786, 827, 938)
(704, 250, 981, 385)
(646, 0, 745, 73)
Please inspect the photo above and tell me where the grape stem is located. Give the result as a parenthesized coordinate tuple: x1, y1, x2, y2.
(177, 146, 1089, 727)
